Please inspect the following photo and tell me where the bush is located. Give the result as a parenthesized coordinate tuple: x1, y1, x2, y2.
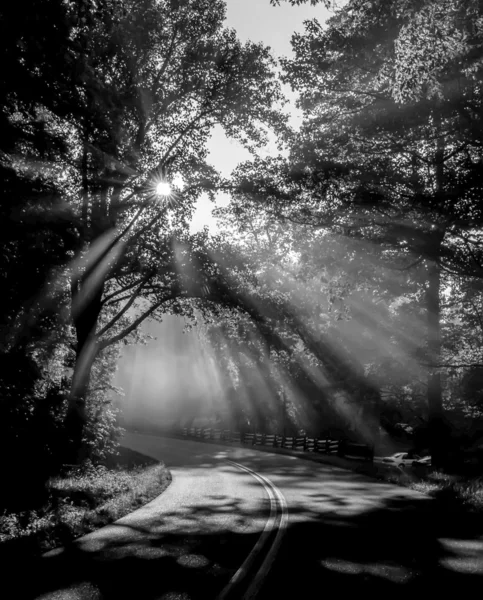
(0, 454, 171, 555)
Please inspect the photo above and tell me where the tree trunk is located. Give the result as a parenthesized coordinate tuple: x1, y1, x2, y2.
(427, 120, 449, 469)
(64, 342, 97, 464)
(64, 274, 104, 463)
(426, 251, 448, 468)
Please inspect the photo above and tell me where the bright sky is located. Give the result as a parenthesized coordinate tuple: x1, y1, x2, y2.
(189, 0, 329, 233)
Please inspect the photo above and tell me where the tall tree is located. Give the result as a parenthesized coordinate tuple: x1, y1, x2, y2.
(3, 0, 287, 460)
(224, 0, 483, 465)
(0, 0, 84, 499)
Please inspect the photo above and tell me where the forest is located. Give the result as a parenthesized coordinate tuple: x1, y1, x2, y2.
(2, 0, 483, 513)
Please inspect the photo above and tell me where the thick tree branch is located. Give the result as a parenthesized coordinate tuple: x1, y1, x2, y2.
(384, 256, 424, 271)
(97, 292, 178, 349)
(101, 278, 147, 306)
(157, 108, 214, 168)
(97, 272, 154, 337)
(151, 27, 179, 94)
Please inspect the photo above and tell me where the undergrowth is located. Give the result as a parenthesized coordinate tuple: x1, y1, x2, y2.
(410, 471, 483, 512)
(0, 450, 171, 556)
(381, 467, 483, 512)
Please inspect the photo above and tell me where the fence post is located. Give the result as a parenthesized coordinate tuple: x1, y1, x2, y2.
(337, 439, 345, 457)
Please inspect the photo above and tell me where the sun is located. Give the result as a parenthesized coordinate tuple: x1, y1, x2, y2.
(156, 181, 172, 196)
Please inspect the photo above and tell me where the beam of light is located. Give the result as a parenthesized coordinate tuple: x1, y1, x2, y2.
(111, 217, 438, 449)
(203, 246, 391, 442)
(12, 161, 178, 349)
(12, 228, 123, 348)
(283, 269, 426, 376)
(244, 327, 282, 416)
(195, 309, 333, 436)
(241, 323, 321, 434)
(170, 242, 275, 430)
(259, 245, 428, 369)
(267, 270, 422, 443)
(71, 236, 126, 320)
(113, 314, 228, 432)
(203, 248, 342, 428)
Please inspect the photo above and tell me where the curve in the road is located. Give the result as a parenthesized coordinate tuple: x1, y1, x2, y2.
(216, 459, 288, 600)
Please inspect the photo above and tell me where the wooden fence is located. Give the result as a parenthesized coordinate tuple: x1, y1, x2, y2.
(176, 427, 374, 462)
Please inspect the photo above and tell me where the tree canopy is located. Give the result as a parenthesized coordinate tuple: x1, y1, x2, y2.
(213, 0, 483, 464)
(2, 0, 483, 479)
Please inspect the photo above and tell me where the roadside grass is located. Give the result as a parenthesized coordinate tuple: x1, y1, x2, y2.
(0, 447, 171, 556)
(411, 471, 483, 512)
(381, 466, 483, 513)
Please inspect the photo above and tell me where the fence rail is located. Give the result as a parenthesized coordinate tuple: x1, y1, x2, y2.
(176, 427, 374, 462)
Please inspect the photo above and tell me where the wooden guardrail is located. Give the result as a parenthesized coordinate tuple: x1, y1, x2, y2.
(177, 427, 374, 462)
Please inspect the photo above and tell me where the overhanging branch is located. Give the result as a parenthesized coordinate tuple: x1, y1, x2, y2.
(97, 292, 177, 350)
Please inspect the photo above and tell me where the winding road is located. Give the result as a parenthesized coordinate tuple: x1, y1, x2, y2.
(19, 433, 483, 599)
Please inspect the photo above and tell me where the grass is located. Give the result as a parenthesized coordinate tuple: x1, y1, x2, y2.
(375, 464, 483, 513)
(410, 470, 483, 512)
(0, 447, 171, 556)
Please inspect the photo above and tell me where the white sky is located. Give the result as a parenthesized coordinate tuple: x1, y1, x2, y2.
(189, 0, 329, 232)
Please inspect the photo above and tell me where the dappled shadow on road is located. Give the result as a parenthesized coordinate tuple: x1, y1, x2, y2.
(260, 495, 483, 599)
(11, 439, 483, 599)
(13, 510, 264, 600)
(230, 451, 483, 598)
(23, 529, 260, 600)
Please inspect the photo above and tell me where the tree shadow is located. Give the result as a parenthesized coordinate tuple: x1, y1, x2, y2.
(258, 493, 483, 600)
(10, 440, 483, 599)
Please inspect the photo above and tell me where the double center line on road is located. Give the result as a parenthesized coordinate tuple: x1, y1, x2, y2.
(216, 459, 288, 600)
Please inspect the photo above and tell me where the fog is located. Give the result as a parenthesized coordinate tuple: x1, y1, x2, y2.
(113, 315, 225, 430)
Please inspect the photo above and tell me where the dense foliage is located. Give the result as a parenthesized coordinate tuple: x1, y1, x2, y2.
(213, 0, 483, 464)
(0, 0, 286, 498)
(2, 0, 483, 497)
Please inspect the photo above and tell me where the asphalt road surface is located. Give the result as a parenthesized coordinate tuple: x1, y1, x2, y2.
(16, 433, 483, 599)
